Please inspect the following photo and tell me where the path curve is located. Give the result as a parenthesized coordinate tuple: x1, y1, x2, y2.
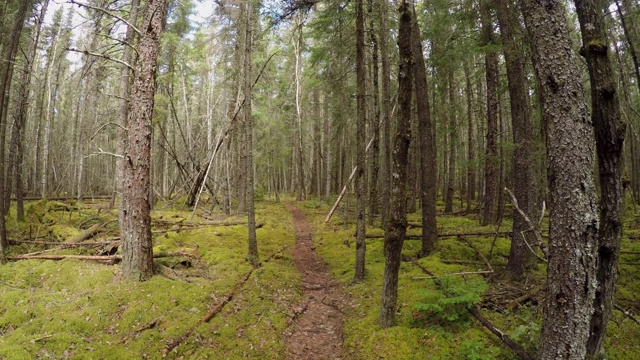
(284, 203, 347, 360)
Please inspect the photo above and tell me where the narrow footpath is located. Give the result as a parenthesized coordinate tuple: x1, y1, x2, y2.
(284, 203, 348, 360)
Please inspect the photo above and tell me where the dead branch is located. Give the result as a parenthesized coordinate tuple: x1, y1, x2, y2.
(456, 236, 494, 272)
(506, 285, 543, 311)
(324, 137, 375, 223)
(468, 306, 535, 360)
(412, 270, 494, 280)
(162, 247, 285, 356)
(615, 304, 640, 326)
(8, 251, 192, 262)
(9, 239, 113, 247)
(118, 316, 163, 344)
(505, 188, 548, 258)
(410, 260, 534, 360)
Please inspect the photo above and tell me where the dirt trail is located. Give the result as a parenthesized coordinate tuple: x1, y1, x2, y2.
(284, 203, 348, 360)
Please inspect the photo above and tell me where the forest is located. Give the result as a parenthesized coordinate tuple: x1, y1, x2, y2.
(0, 0, 639, 358)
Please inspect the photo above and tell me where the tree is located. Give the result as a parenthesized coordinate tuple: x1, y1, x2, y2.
(480, 1, 499, 226)
(121, 0, 167, 281)
(380, 0, 411, 328)
(519, 0, 599, 358)
(496, 0, 537, 279)
(0, 0, 31, 262)
(245, 0, 258, 265)
(411, 4, 437, 256)
(354, 0, 367, 281)
(574, 0, 626, 356)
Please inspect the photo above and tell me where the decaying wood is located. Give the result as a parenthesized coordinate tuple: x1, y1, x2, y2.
(506, 285, 543, 311)
(13, 195, 113, 201)
(10, 239, 114, 247)
(410, 260, 533, 360)
(364, 231, 516, 239)
(68, 220, 116, 243)
(8, 251, 192, 262)
(162, 247, 285, 356)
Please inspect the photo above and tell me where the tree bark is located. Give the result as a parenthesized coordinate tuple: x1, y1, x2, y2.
(121, 0, 167, 281)
(368, 0, 380, 227)
(0, 0, 30, 261)
(411, 4, 437, 256)
(354, 0, 367, 281)
(379, 0, 391, 229)
(380, 1, 411, 328)
(574, 0, 626, 356)
(244, 0, 258, 266)
(480, 2, 499, 226)
(444, 69, 456, 214)
(519, 0, 599, 358)
(496, 0, 536, 280)
(464, 60, 476, 212)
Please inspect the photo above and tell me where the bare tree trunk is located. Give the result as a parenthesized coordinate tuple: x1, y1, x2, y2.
(7, 0, 48, 222)
(294, 16, 306, 202)
(464, 60, 476, 212)
(368, 0, 380, 226)
(444, 69, 456, 214)
(411, 4, 437, 256)
(0, 0, 30, 261)
(244, 0, 258, 266)
(496, 0, 537, 280)
(121, 0, 167, 281)
(354, 0, 367, 281)
(480, 1, 499, 226)
(380, 1, 411, 327)
(575, 0, 626, 356)
(379, 0, 391, 229)
(519, 0, 599, 358)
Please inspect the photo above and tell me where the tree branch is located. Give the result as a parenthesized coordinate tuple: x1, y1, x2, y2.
(67, 0, 141, 36)
(67, 47, 133, 71)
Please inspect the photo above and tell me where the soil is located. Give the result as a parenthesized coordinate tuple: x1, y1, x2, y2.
(284, 203, 349, 360)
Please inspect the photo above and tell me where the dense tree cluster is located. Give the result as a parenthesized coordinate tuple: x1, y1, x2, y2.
(0, 0, 638, 357)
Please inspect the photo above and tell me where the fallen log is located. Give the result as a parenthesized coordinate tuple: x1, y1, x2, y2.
(8, 251, 192, 262)
(10, 239, 113, 247)
(68, 220, 116, 243)
(364, 231, 514, 239)
(162, 247, 285, 356)
(12, 195, 113, 201)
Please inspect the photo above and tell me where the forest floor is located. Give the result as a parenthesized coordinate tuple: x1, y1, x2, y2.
(0, 196, 638, 359)
(283, 203, 347, 359)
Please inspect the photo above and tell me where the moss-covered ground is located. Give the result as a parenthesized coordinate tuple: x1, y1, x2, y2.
(1, 196, 639, 359)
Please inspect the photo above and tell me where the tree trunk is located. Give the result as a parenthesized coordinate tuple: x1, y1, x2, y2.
(411, 4, 437, 256)
(121, 0, 167, 281)
(444, 69, 456, 214)
(464, 60, 476, 212)
(519, 0, 599, 358)
(0, 0, 30, 261)
(354, 0, 367, 281)
(480, 2, 499, 226)
(380, 1, 411, 328)
(294, 16, 306, 202)
(7, 0, 48, 222)
(379, 0, 391, 229)
(245, 0, 258, 266)
(496, 0, 537, 280)
(575, 0, 626, 356)
(368, 0, 380, 226)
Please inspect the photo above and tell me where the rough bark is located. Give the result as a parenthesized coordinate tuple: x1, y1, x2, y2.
(117, 0, 140, 269)
(464, 61, 476, 212)
(7, 0, 48, 222)
(411, 4, 437, 256)
(480, 2, 499, 226)
(496, 0, 536, 280)
(0, 0, 30, 261)
(245, 0, 258, 266)
(519, 0, 599, 358)
(121, 0, 167, 281)
(368, 0, 380, 227)
(444, 69, 456, 214)
(379, 1, 411, 328)
(379, 0, 391, 229)
(354, 0, 367, 281)
(575, 0, 626, 356)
